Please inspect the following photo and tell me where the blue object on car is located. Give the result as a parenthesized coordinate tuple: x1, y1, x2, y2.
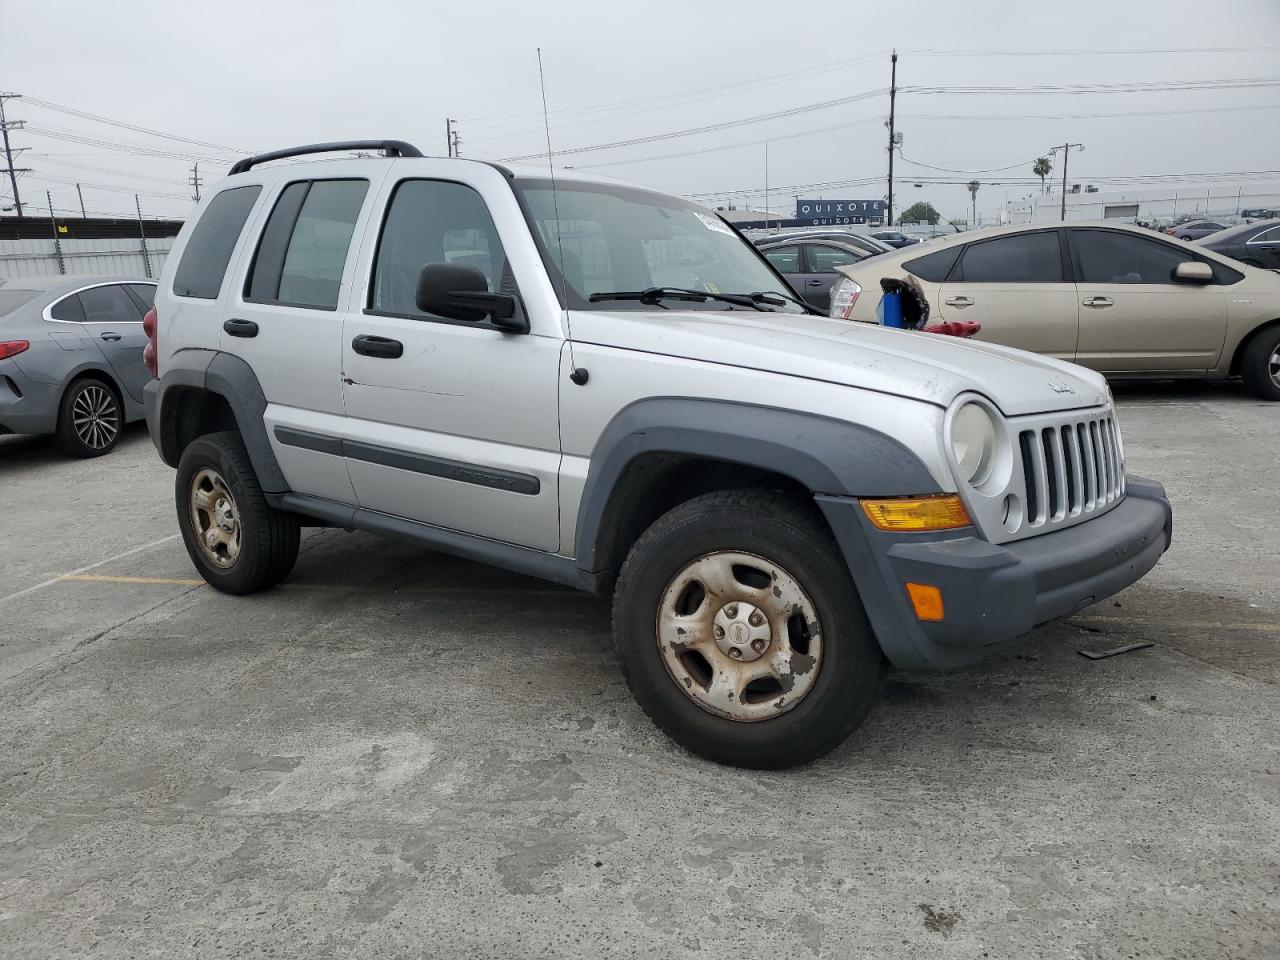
(877, 278, 905, 328)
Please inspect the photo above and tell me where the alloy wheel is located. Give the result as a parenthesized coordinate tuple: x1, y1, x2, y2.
(655, 550, 823, 722)
(71, 384, 120, 451)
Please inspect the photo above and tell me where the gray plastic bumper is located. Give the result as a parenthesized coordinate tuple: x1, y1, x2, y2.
(817, 476, 1173, 670)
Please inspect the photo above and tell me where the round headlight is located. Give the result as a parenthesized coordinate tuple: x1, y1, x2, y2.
(951, 402, 997, 485)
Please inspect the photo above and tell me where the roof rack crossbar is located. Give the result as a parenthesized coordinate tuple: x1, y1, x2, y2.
(228, 140, 424, 175)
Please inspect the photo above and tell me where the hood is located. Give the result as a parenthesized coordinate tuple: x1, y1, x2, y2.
(571, 309, 1109, 418)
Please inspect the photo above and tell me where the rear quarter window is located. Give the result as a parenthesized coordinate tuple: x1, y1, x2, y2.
(172, 185, 263, 299)
(903, 246, 961, 282)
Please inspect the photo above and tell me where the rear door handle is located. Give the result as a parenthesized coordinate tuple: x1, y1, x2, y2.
(944, 296, 973, 308)
(223, 318, 259, 338)
(1082, 297, 1114, 308)
(806, 279, 824, 287)
(99, 332, 123, 342)
(351, 334, 403, 359)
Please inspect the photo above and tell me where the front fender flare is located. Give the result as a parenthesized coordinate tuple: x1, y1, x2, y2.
(574, 397, 943, 574)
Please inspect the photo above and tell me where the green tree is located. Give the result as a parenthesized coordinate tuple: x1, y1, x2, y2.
(967, 180, 980, 226)
(898, 201, 940, 226)
(1033, 156, 1053, 194)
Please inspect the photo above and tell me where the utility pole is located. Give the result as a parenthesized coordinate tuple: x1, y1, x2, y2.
(445, 118, 454, 157)
(1, 93, 29, 217)
(886, 50, 898, 227)
(1050, 142, 1084, 222)
(76, 182, 86, 218)
(135, 194, 152, 279)
(189, 162, 202, 202)
(451, 122, 461, 159)
(763, 141, 770, 229)
(47, 191, 65, 273)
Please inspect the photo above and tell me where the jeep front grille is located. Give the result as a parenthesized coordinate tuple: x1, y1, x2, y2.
(1018, 414, 1124, 530)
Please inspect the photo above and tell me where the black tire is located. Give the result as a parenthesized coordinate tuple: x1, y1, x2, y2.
(53, 376, 123, 458)
(612, 489, 883, 769)
(1241, 325, 1280, 401)
(175, 431, 300, 594)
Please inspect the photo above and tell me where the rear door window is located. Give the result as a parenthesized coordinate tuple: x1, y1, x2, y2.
(247, 179, 369, 310)
(78, 284, 144, 323)
(804, 243, 864, 273)
(762, 245, 801, 273)
(172, 185, 262, 299)
(954, 232, 1063, 283)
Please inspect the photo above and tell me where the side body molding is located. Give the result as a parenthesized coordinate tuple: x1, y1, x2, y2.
(573, 397, 942, 575)
(145, 348, 288, 492)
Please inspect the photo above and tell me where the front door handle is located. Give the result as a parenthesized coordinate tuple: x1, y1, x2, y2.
(223, 318, 259, 338)
(1082, 296, 1114, 309)
(351, 334, 404, 359)
(944, 296, 974, 308)
(99, 331, 123, 342)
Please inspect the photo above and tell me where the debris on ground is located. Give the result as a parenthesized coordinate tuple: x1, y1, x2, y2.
(1078, 642, 1155, 660)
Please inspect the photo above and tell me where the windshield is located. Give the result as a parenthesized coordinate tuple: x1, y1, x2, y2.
(512, 178, 806, 313)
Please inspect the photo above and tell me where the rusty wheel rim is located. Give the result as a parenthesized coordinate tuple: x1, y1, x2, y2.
(189, 468, 241, 569)
(656, 551, 823, 722)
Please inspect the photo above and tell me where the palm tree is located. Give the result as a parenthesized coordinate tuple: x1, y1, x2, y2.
(1033, 156, 1053, 195)
(967, 180, 980, 227)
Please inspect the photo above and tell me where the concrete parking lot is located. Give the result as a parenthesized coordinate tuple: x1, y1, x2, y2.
(1, 383, 1277, 959)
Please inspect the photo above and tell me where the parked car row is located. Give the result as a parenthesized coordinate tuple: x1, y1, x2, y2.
(1198, 217, 1280, 271)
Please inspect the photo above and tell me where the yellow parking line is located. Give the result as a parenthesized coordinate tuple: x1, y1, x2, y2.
(59, 574, 206, 586)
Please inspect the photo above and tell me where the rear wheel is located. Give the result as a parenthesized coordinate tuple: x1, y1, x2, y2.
(54, 377, 122, 457)
(1241, 325, 1280, 401)
(176, 431, 300, 594)
(613, 489, 883, 768)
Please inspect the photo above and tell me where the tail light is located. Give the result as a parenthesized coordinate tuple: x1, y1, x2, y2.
(828, 277, 862, 320)
(0, 340, 30, 361)
(142, 306, 158, 378)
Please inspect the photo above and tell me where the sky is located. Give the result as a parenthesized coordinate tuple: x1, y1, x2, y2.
(2, 0, 1279, 223)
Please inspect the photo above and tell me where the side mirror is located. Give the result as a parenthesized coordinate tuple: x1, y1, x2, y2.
(415, 263, 527, 332)
(1173, 261, 1213, 283)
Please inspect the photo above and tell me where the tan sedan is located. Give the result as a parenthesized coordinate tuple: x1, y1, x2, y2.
(830, 221, 1280, 399)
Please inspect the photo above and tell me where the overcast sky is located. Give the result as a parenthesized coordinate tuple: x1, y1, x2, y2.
(3, 0, 1279, 222)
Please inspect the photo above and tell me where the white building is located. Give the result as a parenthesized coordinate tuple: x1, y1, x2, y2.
(1002, 182, 1280, 227)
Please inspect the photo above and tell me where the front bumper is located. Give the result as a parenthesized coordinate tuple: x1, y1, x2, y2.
(817, 476, 1173, 670)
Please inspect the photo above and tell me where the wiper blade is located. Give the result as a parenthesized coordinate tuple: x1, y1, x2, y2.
(588, 287, 771, 311)
(742, 290, 816, 312)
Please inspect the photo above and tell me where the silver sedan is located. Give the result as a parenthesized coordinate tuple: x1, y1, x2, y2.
(0, 275, 155, 456)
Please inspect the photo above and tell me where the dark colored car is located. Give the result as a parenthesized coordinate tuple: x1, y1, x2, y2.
(756, 237, 874, 310)
(1198, 218, 1280, 270)
(869, 230, 922, 248)
(1167, 219, 1227, 241)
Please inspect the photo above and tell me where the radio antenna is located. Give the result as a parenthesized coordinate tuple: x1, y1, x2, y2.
(537, 47, 587, 386)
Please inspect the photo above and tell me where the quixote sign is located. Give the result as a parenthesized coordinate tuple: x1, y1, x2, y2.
(795, 199, 885, 224)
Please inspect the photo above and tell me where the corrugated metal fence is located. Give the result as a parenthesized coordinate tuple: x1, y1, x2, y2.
(0, 237, 176, 280)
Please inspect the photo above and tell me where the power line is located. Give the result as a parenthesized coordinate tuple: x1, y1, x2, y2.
(904, 77, 1280, 96)
(899, 104, 1280, 121)
(500, 86, 888, 162)
(900, 45, 1280, 57)
(30, 153, 191, 186)
(23, 125, 233, 162)
(897, 152, 1046, 175)
(20, 95, 252, 152)
(572, 114, 885, 170)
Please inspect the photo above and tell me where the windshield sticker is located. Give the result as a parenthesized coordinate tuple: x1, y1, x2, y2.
(694, 211, 735, 236)
(703, 281, 722, 294)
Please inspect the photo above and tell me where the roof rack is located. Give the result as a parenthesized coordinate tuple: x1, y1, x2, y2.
(228, 140, 424, 175)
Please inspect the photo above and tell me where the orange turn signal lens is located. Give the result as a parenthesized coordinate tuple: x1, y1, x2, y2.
(905, 583, 945, 621)
(860, 494, 971, 532)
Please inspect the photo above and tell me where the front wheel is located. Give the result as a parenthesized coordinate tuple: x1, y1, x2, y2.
(1241, 325, 1280, 401)
(175, 431, 300, 594)
(612, 489, 883, 768)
